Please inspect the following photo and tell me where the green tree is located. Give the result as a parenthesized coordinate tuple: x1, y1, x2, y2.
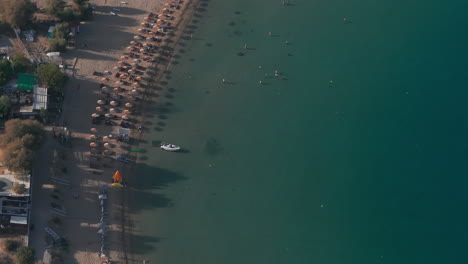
(53, 23, 70, 39)
(15, 246, 34, 264)
(0, 0, 37, 29)
(0, 95, 11, 118)
(0, 59, 13, 86)
(59, 8, 77, 22)
(48, 38, 67, 52)
(11, 53, 32, 73)
(45, 0, 65, 17)
(36, 63, 66, 92)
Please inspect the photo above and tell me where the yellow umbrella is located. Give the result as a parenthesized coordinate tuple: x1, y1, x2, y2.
(111, 183, 124, 188)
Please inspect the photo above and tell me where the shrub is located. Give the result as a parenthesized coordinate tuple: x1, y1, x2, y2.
(4, 239, 19, 252)
(47, 38, 67, 52)
(12, 183, 26, 194)
(15, 246, 34, 264)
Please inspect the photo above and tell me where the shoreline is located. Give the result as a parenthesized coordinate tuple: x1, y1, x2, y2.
(28, 0, 205, 263)
(123, 0, 202, 262)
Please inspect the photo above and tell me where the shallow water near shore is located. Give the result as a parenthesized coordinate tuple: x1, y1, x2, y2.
(129, 0, 468, 263)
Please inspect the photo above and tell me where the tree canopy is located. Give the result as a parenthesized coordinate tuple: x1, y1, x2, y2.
(0, 95, 11, 118)
(11, 53, 32, 74)
(36, 63, 66, 92)
(0, 119, 45, 174)
(53, 22, 70, 39)
(0, 59, 13, 86)
(45, 0, 65, 17)
(0, 0, 37, 29)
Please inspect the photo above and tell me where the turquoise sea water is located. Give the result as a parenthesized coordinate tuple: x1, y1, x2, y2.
(129, 0, 468, 263)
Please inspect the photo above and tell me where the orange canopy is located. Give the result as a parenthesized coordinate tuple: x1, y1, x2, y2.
(113, 171, 123, 182)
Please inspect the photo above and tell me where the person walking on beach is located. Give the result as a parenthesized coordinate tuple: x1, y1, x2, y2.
(222, 78, 226, 84)
(243, 43, 248, 49)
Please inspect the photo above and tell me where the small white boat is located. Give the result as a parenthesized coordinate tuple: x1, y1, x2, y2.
(160, 142, 180, 152)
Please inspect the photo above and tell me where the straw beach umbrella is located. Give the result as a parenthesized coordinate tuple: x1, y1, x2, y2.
(89, 135, 96, 140)
(125, 103, 133, 108)
(104, 143, 111, 148)
(97, 100, 106, 105)
(115, 81, 123, 85)
(105, 113, 113, 118)
(109, 108, 116, 113)
(90, 142, 98, 148)
(90, 128, 97, 133)
(91, 113, 100, 118)
(110, 101, 119, 106)
(103, 136, 109, 142)
(96, 106, 104, 112)
(101, 86, 108, 92)
(123, 109, 131, 115)
(101, 77, 108, 82)
(122, 115, 130, 120)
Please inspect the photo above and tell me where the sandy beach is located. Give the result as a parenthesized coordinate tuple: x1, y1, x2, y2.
(28, 0, 201, 263)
